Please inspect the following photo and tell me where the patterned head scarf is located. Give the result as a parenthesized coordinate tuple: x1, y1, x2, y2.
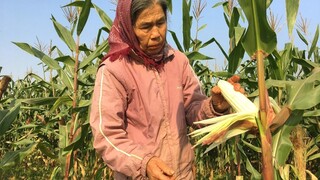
(103, 0, 168, 70)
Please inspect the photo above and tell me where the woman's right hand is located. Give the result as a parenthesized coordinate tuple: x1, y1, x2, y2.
(146, 157, 175, 180)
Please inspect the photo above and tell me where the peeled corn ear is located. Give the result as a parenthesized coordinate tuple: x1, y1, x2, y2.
(190, 79, 259, 148)
(217, 80, 258, 113)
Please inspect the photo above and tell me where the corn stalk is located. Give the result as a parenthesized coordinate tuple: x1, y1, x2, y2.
(238, 0, 277, 178)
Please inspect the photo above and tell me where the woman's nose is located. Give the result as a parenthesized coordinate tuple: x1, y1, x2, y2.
(150, 26, 160, 39)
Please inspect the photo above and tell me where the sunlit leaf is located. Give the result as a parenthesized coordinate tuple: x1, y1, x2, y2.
(229, 7, 240, 38)
(167, 0, 172, 13)
(13, 42, 61, 70)
(182, 0, 192, 51)
(49, 95, 73, 113)
(296, 30, 309, 46)
(286, 0, 300, 36)
(238, 0, 277, 56)
(287, 67, 320, 110)
(228, 40, 245, 74)
(201, 37, 229, 60)
(306, 170, 318, 180)
(79, 39, 109, 69)
(185, 51, 213, 61)
(93, 3, 112, 32)
(308, 25, 319, 59)
(52, 16, 76, 52)
(168, 30, 183, 52)
(20, 97, 58, 106)
(292, 57, 319, 70)
(77, 0, 91, 36)
(303, 109, 320, 117)
(55, 56, 75, 67)
(58, 69, 74, 90)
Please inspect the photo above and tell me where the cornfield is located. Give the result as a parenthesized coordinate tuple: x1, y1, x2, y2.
(1, 0, 319, 179)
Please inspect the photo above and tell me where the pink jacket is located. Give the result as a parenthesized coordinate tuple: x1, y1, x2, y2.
(90, 47, 220, 179)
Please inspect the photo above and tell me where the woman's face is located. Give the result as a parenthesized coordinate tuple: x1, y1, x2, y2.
(133, 4, 167, 56)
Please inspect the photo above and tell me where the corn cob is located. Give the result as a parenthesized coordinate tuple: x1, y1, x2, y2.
(190, 79, 261, 149)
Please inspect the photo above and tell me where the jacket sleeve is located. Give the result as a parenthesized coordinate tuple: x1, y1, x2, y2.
(90, 65, 152, 178)
(181, 57, 224, 127)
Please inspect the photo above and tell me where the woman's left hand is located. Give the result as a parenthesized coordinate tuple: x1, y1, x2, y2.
(210, 75, 244, 113)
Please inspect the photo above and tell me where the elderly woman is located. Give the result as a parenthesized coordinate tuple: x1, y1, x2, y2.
(90, 0, 240, 179)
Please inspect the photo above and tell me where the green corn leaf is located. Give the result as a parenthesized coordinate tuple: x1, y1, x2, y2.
(55, 56, 75, 67)
(63, 122, 90, 154)
(93, 3, 113, 33)
(306, 145, 319, 160)
(168, 30, 183, 52)
(167, 0, 172, 13)
(20, 97, 58, 106)
(242, 139, 261, 153)
(235, 27, 245, 46)
(237, 144, 262, 179)
(286, 0, 300, 37)
(197, 24, 207, 32)
(16, 124, 39, 130)
(229, 7, 240, 38)
(287, 67, 320, 110)
(52, 16, 76, 52)
(50, 167, 61, 180)
(228, 40, 245, 74)
(13, 42, 61, 70)
(238, 0, 277, 57)
(292, 57, 319, 70)
(49, 95, 73, 113)
(266, 0, 273, 7)
(13, 138, 34, 146)
(0, 143, 37, 169)
(296, 30, 309, 46)
(79, 39, 109, 69)
(77, 0, 91, 36)
(59, 123, 70, 150)
(308, 25, 319, 59)
(38, 142, 58, 159)
(0, 102, 20, 136)
(182, 0, 192, 51)
(212, 1, 224, 8)
(185, 51, 213, 61)
(306, 170, 318, 180)
(63, 1, 89, 8)
(272, 110, 303, 166)
(58, 68, 74, 90)
(303, 109, 320, 117)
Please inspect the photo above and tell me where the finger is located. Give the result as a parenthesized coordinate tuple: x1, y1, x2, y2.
(211, 86, 221, 95)
(227, 75, 240, 84)
(233, 83, 241, 91)
(156, 160, 174, 176)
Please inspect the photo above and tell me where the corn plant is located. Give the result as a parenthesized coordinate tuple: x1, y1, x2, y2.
(191, 0, 320, 179)
(0, 0, 111, 179)
(1, 0, 320, 179)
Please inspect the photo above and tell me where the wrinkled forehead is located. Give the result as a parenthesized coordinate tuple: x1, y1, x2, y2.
(134, 4, 166, 25)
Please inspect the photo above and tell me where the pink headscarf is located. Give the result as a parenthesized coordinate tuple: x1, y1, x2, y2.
(103, 0, 168, 70)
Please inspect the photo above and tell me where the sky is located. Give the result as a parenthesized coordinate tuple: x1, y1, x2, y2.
(1, 0, 319, 80)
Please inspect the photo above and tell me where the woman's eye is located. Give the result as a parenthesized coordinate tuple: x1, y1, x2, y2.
(141, 26, 150, 30)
